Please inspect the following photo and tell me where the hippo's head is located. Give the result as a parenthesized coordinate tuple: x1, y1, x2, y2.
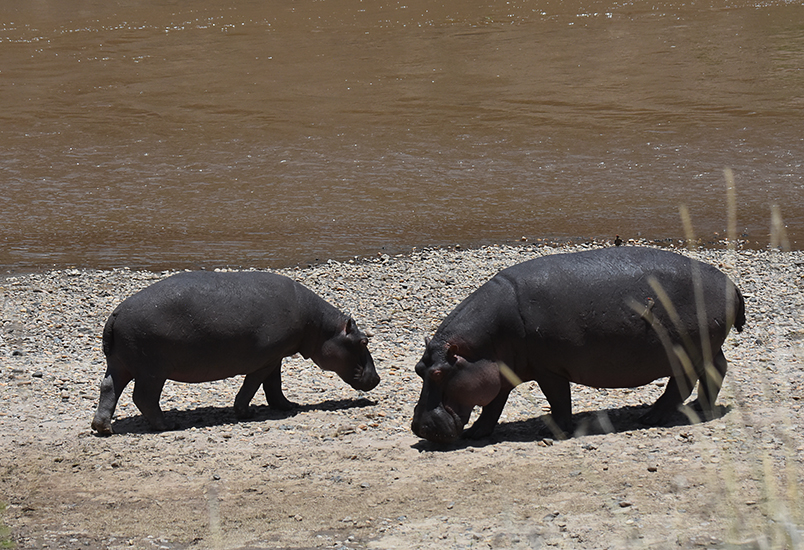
(317, 317, 380, 392)
(411, 338, 501, 444)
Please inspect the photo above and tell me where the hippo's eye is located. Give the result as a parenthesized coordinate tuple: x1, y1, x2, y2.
(360, 337, 368, 347)
(430, 369, 444, 383)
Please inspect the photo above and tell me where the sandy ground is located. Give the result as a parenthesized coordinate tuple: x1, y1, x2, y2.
(1, 243, 803, 549)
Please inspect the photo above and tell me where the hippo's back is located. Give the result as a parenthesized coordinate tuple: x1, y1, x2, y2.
(503, 246, 743, 332)
(503, 246, 720, 291)
(499, 247, 744, 386)
(103, 271, 319, 380)
(112, 271, 305, 331)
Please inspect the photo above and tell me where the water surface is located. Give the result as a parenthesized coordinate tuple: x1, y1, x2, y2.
(2, 0, 802, 271)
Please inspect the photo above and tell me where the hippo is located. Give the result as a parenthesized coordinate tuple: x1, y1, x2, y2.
(411, 247, 745, 443)
(91, 271, 380, 435)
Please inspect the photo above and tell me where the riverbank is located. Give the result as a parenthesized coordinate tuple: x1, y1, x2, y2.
(1, 243, 803, 549)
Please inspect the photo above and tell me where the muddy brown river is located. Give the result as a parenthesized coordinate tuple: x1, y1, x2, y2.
(1, 0, 802, 271)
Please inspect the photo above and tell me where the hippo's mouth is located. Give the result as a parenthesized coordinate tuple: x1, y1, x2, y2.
(411, 403, 464, 444)
(349, 361, 380, 392)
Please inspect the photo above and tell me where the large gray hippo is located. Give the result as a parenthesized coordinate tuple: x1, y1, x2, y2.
(91, 271, 380, 435)
(411, 247, 745, 443)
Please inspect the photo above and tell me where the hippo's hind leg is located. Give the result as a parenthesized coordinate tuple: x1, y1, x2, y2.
(689, 348, 728, 420)
(233, 360, 292, 419)
(91, 362, 134, 435)
(131, 375, 170, 431)
(641, 369, 696, 426)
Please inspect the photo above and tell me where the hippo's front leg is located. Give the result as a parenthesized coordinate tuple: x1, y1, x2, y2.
(262, 363, 296, 411)
(233, 361, 281, 418)
(132, 375, 170, 431)
(462, 388, 512, 440)
(535, 370, 573, 438)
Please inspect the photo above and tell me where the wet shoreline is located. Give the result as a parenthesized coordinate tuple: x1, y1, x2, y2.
(0, 235, 783, 276)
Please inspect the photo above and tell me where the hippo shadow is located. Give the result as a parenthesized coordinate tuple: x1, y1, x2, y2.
(412, 402, 731, 451)
(108, 398, 377, 435)
(498, 402, 731, 443)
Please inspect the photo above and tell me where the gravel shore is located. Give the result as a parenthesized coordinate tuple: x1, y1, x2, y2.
(1, 242, 803, 550)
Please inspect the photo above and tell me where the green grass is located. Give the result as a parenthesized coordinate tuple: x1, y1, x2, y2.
(0, 503, 13, 549)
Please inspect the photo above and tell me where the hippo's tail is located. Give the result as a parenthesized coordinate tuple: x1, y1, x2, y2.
(102, 311, 118, 357)
(733, 285, 746, 333)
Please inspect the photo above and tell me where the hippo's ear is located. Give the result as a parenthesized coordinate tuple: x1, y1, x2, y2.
(446, 344, 471, 367)
(447, 344, 460, 363)
(424, 337, 431, 347)
(344, 318, 357, 335)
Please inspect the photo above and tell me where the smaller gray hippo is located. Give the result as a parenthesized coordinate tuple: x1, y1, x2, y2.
(411, 247, 746, 443)
(91, 271, 380, 435)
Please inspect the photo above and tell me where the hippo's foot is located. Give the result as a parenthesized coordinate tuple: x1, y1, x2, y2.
(642, 377, 694, 426)
(146, 418, 175, 432)
(139, 408, 174, 431)
(263, 379, 296, 411)
(685, 399, 720, 422)
(461, 422, 494, 441)
(543, 414, 571, 440)
(639, 405, 678, 426)
(91, 417, 113, 436)
(269, 398, 297, 412)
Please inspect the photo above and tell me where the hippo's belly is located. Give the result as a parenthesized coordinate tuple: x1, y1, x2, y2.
(531, 333, 678, 389)
(111, 312, 291, 383)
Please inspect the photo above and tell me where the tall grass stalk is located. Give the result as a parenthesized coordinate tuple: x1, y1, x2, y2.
(206, 484, 223, 550)
(771, 205, 790, 251)
(725, 167, 738, 253)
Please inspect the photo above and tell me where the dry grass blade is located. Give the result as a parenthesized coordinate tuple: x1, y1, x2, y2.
(771, 205, 791, 251)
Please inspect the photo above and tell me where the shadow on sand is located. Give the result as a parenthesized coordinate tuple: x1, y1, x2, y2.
(106, 397, 377, 435)
(412, 402, 731, 452)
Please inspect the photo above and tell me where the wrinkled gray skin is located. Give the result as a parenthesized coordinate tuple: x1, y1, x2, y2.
(92, 271, 379, 435)
(411, 247, 746, 444)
